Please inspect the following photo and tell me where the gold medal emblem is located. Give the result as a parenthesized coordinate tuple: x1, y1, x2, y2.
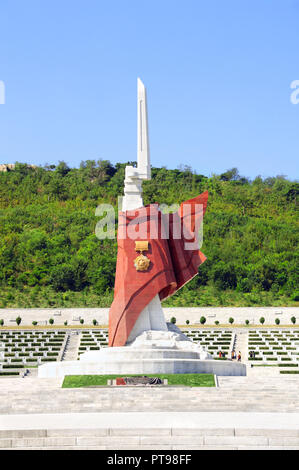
(134, 241, 151, 271)
(134, 253, 150, 271)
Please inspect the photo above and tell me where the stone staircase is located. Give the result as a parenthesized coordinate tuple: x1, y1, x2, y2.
(61, 332, 81, 361)
(1, 374, 299, 449)
(233, 330, 248, 362)
(1, 374, 299, 414)
(1, 411, 299, 449)
(1, 427, 299, 450)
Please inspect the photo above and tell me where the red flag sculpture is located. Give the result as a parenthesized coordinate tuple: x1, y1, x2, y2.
(109, 191, 208, 347)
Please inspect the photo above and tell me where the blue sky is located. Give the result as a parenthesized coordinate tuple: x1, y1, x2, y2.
(0, 0, 298, 179)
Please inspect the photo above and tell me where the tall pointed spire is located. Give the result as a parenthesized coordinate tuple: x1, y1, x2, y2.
(137, 78, 151, 180)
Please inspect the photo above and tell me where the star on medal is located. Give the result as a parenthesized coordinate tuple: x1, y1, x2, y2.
(134, 241, 151, 271)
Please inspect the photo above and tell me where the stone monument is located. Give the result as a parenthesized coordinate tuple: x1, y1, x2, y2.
(38, 79, 246, 378)
(109, 78, 209, 349)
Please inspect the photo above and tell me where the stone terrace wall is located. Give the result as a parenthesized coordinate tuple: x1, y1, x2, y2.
(0, 307, 298, 326)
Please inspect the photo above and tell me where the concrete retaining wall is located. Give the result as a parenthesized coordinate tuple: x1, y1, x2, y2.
(0, 307, 298, 326)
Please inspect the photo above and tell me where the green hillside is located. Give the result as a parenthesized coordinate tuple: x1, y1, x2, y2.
(0, 161, 298, 308)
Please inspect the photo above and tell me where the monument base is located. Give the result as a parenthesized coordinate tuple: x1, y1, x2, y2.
(38, 326, 246, 378)
(38, 353, 246, 378)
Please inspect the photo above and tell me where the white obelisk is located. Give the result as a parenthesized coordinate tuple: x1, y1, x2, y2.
(122, 78, 151, 211)
(123, 78, 168, 344)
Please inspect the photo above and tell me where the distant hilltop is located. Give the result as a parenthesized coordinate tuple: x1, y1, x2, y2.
(0, 163, 37, 172)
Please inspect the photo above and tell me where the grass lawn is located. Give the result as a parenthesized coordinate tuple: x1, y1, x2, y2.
(280, 371, 299, 374)
(252, 363, 298, 367)
(62, 373, 215, 388)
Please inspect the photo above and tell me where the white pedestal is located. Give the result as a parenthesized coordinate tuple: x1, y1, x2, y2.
(38, 326, 246, 378)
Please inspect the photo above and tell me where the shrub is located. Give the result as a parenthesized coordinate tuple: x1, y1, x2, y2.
(186, 320, 190, 325)
(16, 316, 22, 326)
(64, 321, 68, 326)
(32, 321, 37, 326)
(49, 318, 54, 325)
(80, 319, 84, 325)
(200, 316, 206, 325)
(92, 319, 97, 326)
(275, 318, 280, 325)
(49, 264, 75, 292)
(259, 317, 265, 325)
(0, 319, 4, 326)
(215, 320, 219, 325)
(245, 320, 250, 325)
(291, 316, 296, 325)
(170, 317, 176, 324)
(228, 317, 234, 325)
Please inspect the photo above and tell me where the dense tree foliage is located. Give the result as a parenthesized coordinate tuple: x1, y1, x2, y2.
(0, 161, 298, 307)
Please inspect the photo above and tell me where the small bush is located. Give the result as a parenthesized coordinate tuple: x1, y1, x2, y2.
(275, 318, 280, 325)
(0, 319, 4, 326)
(16, 316, 22, 326)
(49, 318, 54, 325)
(228, 317, 234, 325)
(200, 316, 206, 325)
(80, 319, 84, 325)
(64, 321, 68, 326)
(32, 321, 37, 326)
(170, 317, 176, 324)
(186, 320, 190, 325)
(245, 320, 250, 325)
(215, 320, 219, 325)
(259, 317, 265, 324)
(291, 316, 296, 325)
(92, 319, 97, 326)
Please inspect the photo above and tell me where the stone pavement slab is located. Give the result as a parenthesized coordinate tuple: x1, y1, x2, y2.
(1, 411, 299, 431)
